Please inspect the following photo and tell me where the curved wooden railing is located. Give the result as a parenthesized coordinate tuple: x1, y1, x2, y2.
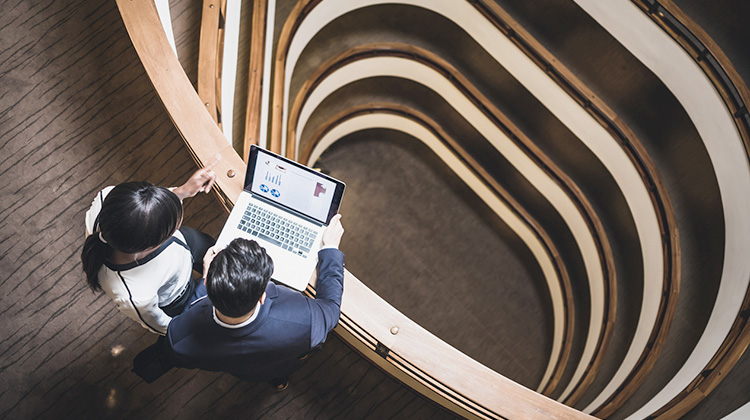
(197, 0, 222, 125)
(272, 1, 615, 402)
(569, 0, 750, 418)
(242, 0, 268, 160)
(306, 102, 574, 416)
(470, 1, 680, 411)
(122, 0, 750, 417)
(303, 100, 577, 392)
(269, 0, 321, 156)
(624, 1, 750, 418)
(116, 1, 594, 418)
(271, 1, 679, 413)
(287, 42, 619, 396)
(197, 0, 265, 156)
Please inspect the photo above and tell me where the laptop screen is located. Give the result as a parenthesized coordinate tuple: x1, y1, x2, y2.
(245, 146, 344, 224)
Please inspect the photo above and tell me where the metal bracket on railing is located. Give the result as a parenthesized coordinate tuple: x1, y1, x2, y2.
(375, 342, 390, 359)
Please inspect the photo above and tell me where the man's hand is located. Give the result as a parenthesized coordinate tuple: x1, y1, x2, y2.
(321, 214, 344, 249)
(202, 245, 223, 280)
(172, 157, 219, 200)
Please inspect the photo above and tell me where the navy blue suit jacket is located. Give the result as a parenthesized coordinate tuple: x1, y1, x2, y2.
(166, 248, 344, 382)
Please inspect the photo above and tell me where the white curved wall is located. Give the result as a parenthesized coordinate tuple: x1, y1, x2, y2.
(573, 1, 750, 417)
(294, 56, 606, 390)
(284, 0, 664, 400)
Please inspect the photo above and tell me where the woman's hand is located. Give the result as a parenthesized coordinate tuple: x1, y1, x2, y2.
(172, 158, 219, 200)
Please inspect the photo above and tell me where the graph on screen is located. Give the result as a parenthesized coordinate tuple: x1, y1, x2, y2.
(251, 153, 336, 223)
(265, 171, 282, 186)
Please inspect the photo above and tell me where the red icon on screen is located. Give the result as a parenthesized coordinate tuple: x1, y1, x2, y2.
(314, 182, 326, 197)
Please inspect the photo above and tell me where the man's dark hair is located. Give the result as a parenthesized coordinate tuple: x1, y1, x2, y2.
(206, 238, 274, 318)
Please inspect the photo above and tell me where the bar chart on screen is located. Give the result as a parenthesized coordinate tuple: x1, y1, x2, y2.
(265, 171, 282, 186)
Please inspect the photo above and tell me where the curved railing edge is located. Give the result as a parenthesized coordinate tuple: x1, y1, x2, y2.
(116, 1, 595, 419)
(304, 105, 575, 419)
(471, 0, 680, 410)
(286, 43, 615, 396)
(627, 1, 750, 418)
(197, 0, 221, 124)
(273, 1, 615, 401)
(272, 0, 678, 410)
(243, 0, 268, 160)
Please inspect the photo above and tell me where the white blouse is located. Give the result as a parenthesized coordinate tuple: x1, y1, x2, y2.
(85, 187, 192, 334)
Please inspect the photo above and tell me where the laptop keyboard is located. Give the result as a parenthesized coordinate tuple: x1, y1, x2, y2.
(238, 203, 317, 258)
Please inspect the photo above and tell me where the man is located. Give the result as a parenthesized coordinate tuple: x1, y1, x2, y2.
(165, 214, 345, 389)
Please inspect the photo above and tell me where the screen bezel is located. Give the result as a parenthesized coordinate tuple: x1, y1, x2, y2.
(245, 145, 345, 225)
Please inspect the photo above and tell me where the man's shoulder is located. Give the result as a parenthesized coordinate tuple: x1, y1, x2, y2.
(168, 298, 213, 337)
(265, 283, 313, 324)
(175, 296, 212, 319)
(267, 282, 308, 307)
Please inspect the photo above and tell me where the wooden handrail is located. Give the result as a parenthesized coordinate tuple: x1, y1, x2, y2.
(274, 1, 680, 410)
(242, 0, 267, 161)
(197, 0, 222, 125)
(625, 1, 750, 418)
(270, 3, 619, 399)
(117, 0, 243, 213)
(270, 0, 323, 155)
(287, 43, 620, 396)
(115, 1, 595, 418)
(302, 102, 576, 390)
(471, 0, 680, 410)
(272, 1, 677, 410)
(303, 104, 582, 418)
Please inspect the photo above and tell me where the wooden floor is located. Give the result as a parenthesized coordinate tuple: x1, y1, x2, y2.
(0, 1, 468, 418)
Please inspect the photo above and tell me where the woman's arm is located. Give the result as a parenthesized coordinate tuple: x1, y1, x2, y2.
(171, 159, 219, 201)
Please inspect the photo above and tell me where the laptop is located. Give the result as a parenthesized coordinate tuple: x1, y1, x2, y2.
(215, 145, 345, 291)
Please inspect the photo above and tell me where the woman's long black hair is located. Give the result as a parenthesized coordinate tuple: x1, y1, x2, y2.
(80, 182, 183, 292)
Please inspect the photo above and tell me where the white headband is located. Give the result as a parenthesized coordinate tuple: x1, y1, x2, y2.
(99, 231, 107, 244)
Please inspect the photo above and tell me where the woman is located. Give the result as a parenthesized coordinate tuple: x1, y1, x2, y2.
(81, 167, 217, 334)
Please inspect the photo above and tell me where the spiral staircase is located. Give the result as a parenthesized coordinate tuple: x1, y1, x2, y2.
(116, 1, 750, 418)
